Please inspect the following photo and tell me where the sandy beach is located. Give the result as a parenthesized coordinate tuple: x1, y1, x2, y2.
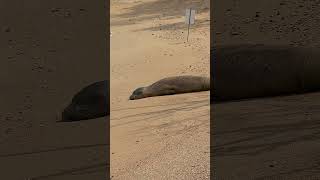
(212, 0, 320, 179)
(214, 92, 320, 179)
(0, 1, 108, 179)
(110, 0, 210, 179)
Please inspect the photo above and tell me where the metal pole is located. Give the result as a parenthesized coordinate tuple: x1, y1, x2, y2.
(187, 8, 192, 42)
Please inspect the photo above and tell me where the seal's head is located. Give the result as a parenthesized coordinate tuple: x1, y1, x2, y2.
(61, 103, 92, 122)
(129, 87, 146, 100)
(61, 95, 108, 122)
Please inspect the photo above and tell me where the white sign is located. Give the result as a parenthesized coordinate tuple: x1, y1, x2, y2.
(185, 9, 196, 25)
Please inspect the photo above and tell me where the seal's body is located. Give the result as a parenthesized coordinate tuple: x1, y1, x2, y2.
(61, 80, 109, 121)
(130, 75, 210, 100)
(212, 44, 320, 102)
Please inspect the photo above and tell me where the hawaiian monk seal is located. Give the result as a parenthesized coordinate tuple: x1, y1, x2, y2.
(129, 75, 210, 100)
(212, 44, 320, 102)
(60, 80, 109, 121)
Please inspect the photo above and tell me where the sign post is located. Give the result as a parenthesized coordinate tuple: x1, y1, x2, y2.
(185, 8, 195, 42)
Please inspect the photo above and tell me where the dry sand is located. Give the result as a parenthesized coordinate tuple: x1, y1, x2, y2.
(212, 0, 320, 179)
(110, 0, 210, 179)
(0, 1, 108, 179)
(214, 92, 320, 179)
(0, 0, 210, 179)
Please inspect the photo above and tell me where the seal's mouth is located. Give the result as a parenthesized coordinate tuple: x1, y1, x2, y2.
(129, 95, 135, 100)
(129, 87, 145, 100)
(60, 107, 74, 122)
(60, 104, 86, 122)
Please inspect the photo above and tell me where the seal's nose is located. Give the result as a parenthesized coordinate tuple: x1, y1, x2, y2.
(56, 108, 69, 122)
(58, 105, 74, 122)
(56, 111, 62, 122)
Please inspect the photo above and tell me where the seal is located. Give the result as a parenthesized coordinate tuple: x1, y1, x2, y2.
(129, 75, 210, 100)
(60, 80, 109, 122)
(212, 44, 320, 102)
